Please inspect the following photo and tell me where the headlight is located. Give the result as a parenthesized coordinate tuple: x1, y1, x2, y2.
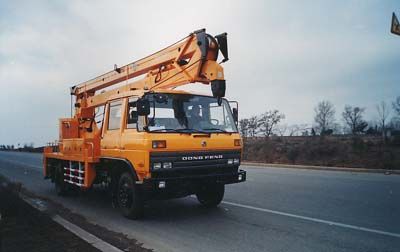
(227, 159, 234, 165)
(233, 158, 240, 164)
(163, 162, 173, 169)
(153, 162, 162, 170)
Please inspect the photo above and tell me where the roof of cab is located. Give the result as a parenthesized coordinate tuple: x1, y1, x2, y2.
(149, 88, 212, 97)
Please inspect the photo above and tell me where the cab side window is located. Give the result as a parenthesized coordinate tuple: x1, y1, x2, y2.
(94, 105, 105, 130)
(127, 97, 138, 129)
(108, 101, 122, 130)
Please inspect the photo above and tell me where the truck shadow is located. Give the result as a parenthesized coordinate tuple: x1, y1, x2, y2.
(144, 198, 228, 222)
(71, 186, 229, 222)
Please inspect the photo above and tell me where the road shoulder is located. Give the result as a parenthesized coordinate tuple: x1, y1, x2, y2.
(0, 175, 152, 252)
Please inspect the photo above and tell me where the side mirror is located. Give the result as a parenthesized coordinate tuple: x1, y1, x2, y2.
(137, 99, 150, 116)
(211, 80, 226, 106)
(232, 108, 238, 123)
(229, 101, 239, 126)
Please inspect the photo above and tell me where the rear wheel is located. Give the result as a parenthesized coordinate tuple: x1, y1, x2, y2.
(196, 184, 225, 207)
(117, 172, 144, 219)
(54, 163, 68, 196)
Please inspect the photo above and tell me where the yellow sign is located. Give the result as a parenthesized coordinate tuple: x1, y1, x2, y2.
(392, 12, 400, 36)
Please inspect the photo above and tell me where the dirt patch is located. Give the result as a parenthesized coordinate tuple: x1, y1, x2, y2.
(0, 178, 99, 252)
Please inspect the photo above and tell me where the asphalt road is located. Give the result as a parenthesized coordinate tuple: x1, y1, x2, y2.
(0, 151, 399, 252)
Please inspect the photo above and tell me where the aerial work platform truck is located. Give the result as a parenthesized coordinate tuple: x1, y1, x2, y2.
(43, 29, 246, 219)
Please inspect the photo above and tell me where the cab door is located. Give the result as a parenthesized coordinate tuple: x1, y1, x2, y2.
(120, 97, 148, 179)
(101, 99, 123, 157)
(121, 96, 146, 151)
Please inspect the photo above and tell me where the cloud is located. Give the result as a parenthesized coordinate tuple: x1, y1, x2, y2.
(0, 0, 399, 145)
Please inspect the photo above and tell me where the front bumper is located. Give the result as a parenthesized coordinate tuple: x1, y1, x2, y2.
(140, 169, 246, 199)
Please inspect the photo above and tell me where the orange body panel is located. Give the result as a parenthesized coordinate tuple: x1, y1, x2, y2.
(59, 118, 79, 140)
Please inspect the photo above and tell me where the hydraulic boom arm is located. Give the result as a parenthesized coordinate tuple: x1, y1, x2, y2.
(71, 29, 229, 110)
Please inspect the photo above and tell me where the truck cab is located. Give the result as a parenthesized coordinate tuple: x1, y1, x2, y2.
(97, 91, 245, 217)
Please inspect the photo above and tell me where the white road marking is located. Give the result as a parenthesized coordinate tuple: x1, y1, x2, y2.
(53, 215, 123, 252)
(21, 195, 123, 252)
(222, 200, 400, 239)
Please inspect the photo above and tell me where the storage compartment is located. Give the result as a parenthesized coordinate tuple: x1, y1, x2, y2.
(59, 118, 79, 140)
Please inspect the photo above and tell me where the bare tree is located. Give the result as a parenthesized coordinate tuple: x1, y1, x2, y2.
(247, 116, 259, 137)
(390, 117, 400, 130)
(393, 96, 400, 116)
(314, 100, 335, 135)
(390, 96, 400, 131)
(239, 119, 249, 138)
(276, 124, 288, 136)
(258, 110, 285, 137)
(275, 124, 311, 137)
(342, 105, 368, 134)
(376, 101, 390, 135)
(287, 124, 310, 136)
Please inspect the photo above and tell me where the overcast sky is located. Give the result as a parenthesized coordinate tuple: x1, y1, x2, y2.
(1, 0, 400, 146)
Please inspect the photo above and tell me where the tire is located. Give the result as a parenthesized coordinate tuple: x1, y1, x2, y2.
(54, 163, 68, 196)
(117, 172, 144, 219)
(196, 184, 225, 207)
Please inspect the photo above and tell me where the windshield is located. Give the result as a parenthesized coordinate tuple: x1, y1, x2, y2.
(143, 93, 237, 133)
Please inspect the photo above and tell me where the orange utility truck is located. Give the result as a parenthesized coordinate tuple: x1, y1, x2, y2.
(43, 29, 246, 219)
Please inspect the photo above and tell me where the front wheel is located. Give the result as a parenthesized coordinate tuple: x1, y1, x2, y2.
(117, 172, 144, 219)
(196, 184, 225, 207)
